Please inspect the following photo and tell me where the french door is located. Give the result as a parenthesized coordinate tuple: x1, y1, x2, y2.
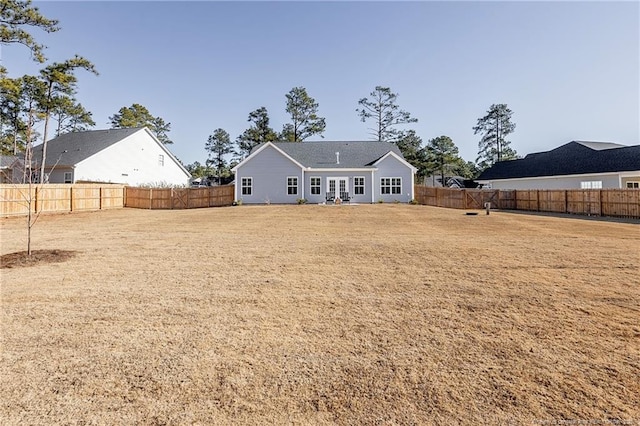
(328, 178, 348, 198)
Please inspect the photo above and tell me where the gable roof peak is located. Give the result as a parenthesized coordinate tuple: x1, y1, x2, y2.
(239, 140, 406, 170)
(572, 140, 627, 151)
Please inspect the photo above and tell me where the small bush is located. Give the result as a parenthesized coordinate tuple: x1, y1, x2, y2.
(297, 198, 308, 204)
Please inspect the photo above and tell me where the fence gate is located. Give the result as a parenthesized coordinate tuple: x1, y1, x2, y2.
(465, 190, 500, 209)
(484, 191, 500, 209)
(465, 191, 484, 209)
(171, 189, 188, 209)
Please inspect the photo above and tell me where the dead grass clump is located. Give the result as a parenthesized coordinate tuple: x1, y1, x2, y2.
(0, 249, 77, 269)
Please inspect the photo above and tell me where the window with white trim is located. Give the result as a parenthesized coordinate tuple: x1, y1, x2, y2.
(580, 180, 602, 189)
(354, 176, 365, 195)
(64, 172, 72, 184)
(626, 181, 639, 189)
(241, 177, 252, 195)
(310, 177, 321, 195)
(287, 176, 298, 195)
(381, 177, 402, 194)
(158, 154, 165, 166)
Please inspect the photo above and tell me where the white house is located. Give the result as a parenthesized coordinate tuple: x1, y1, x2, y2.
(32, 127, 191, 186)
(476, 141, 640, 190)
(232, 141, 417, 204)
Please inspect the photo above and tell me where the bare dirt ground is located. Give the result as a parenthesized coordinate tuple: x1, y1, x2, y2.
(1, 205, 638, 425)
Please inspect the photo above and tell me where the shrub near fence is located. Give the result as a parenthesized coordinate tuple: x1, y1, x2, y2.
(414, 186, 640, 219)
(124, 185, 235, 210)
(0, 184, 125, 217)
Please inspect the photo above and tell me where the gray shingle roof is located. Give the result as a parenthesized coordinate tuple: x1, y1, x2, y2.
(31, 128, 143, 166)
(256, 141, 404, 168)
(477, 141, 640, 180)
(0, 155, 21, 168)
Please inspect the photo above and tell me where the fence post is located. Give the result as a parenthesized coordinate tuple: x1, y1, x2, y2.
(149, 188, 152, 209)
(584, 190, 589, 215)
(598, 189, 603, 217)
(99, 186, 103, 210)
(564, 190, 568, 214)
(70, 185, 74, 212)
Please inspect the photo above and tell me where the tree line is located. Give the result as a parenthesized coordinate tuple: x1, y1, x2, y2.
(192, 86, 518, 185)
(2, 1, 518, 188)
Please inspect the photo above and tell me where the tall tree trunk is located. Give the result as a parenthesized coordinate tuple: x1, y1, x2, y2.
(25, 109, 34, 256)
(13, 126, 18, 155)
(495, 115, 501, 162)
(39, 82, 53, 184)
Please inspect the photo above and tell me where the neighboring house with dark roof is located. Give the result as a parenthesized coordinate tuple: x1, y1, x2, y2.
(31, 127, 191, 186)
(422, 175, 479, 189)
(476, 141, 640, 190)
(0, 155, 25, 183)
(231, 141, 417, 204)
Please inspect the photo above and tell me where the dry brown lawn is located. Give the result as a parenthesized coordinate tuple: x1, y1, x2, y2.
(1, 204, 639, 425)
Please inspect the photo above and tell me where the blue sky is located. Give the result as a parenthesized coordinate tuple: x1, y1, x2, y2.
(3, 1, 639, 166)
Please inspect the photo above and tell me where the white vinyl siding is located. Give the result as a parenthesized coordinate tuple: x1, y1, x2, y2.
(69, 129, 190, 186)
(479, 173, 625, 190)
(381, 177, 402, 195)
(310, 177, 321, 195)
(158, 154, 164, 166)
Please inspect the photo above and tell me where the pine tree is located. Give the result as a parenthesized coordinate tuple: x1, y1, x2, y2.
(357, 86, 417, 142)
(281, 87, 326, 142)
(235, 107, 278, 158)
(205, 128, 233, 184)
(473, 103, 517, 170)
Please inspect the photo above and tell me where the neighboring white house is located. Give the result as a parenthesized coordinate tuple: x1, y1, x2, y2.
(31, 127, 191, 186)
(232, 141, 417, 204)
(476, 141, 640, 190)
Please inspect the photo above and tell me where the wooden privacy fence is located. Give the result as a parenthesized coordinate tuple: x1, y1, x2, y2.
(125, 185, 235, 210)
(414, 186, 640, 219)
(512, 189, 640, 218)
(0, 184, 125, 217)
(414, 186, 511, 210)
